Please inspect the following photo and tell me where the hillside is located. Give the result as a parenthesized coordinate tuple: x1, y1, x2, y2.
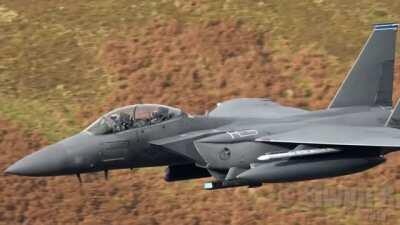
(0, 1, 400, 225)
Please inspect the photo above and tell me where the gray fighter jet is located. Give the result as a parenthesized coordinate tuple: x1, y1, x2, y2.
(5, 23, 400, 190)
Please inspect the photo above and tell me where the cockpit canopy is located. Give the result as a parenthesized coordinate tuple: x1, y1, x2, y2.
(85, 104, 185, 135)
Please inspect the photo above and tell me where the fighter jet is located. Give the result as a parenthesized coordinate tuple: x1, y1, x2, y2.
(5, 23, 400, 190)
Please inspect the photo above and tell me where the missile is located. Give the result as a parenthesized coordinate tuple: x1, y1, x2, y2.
(257, 148, 341, 161)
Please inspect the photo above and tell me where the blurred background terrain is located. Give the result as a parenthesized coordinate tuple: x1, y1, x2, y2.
(0, 0, 400, 224)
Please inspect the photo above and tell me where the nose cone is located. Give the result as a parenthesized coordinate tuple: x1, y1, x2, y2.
(5, 143, 70, 176)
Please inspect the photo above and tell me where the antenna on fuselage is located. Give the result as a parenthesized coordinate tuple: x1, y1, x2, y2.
(104, 169, 109, 180)
(76, 173, 82, 184)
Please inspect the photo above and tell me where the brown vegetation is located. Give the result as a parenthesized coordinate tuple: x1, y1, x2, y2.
(100, 20, 339, 116)
(1, 20, 400, 225)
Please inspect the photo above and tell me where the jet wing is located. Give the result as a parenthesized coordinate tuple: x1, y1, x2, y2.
(149, 129, 226, 166)
(256, 125, 400, 148)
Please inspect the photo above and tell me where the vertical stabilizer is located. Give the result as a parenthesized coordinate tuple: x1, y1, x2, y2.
(329, 23, 398, 108)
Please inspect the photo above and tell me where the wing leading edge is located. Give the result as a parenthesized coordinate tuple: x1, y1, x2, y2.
(256, 125, 400, 148)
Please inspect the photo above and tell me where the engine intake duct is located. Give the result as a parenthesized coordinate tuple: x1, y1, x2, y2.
(165, 164, 211, 182)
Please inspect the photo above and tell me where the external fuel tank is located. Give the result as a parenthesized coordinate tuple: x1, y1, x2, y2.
(237, 154, 385, 183)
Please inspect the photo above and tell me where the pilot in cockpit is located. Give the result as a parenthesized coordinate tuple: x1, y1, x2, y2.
(84, 104, 184, 135)
(151, 107, 169, 124)
(110, 112, 133, 132)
